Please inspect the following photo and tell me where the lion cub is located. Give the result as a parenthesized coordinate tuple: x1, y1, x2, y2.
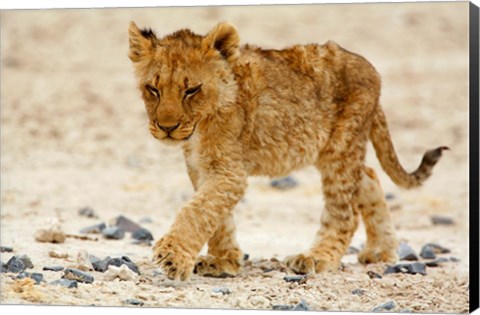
(128, 21, 447, 280)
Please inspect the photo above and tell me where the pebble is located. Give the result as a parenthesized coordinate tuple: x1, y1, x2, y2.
(17, 255, 34, 269)
(430, 215, 455, 225)
(385, 193, 396, 200)
(50, 279, 78, 288)
(292, 300, 311, 311)
(372, 301, 396, 312)
(78, 207, 99, 218)
(91, 256, 140, 274)
(34, 228, 66, 243)
(212, 287, 232, 295)
(43, 266, 64, 272)
(450, 257, 460, 262)
(6, 256, 29, 273)
(0, 246, 13, 252)
(104, 264, 138, 281)
(111, 215, 142, 233)
(243, 253, 250, 261)
(80, 223, 107, 234)
(125, 299, 144, 306)
(17, 272, 43, 284)
(131, 228, 153, 242)
(75, 250, 94, 271)
(283, 275, 307, 283)
(420, 243, 450, 259)
(1, 261, 7, 273)
(270, 176, 298, 190)
(425, 257, 449, 267)
(397, 243, 418, 261)
(367, 271, 383, 279)
(384, 262, 427, 276)
(102, 226, 125, 240)
(352, 288, 365, 296)
(62, 268, 94, 283)
(272, 305, 293, 310)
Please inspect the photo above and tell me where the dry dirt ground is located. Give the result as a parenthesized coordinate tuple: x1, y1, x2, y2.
(0, 2, 471, 313)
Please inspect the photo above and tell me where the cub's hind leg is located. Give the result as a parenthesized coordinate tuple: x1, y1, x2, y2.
(356, 166, 398, 264)
(194, 213, 243, 277)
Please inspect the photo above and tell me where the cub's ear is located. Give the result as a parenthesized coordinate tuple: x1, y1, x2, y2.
(128, 21, 157, 63)
(203, 22, 240, 63)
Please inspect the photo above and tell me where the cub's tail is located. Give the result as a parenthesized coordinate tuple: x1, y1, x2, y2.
(369, 106, 448, 189)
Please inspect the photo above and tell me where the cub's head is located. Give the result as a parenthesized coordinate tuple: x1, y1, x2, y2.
(128, 21, 239, 145)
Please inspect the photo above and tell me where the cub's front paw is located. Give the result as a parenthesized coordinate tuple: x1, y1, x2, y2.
(284, 253, 338, 274)
(357, 246, 398, 264)
(152, 235, 196, 281)
(194, 254, 242, 278)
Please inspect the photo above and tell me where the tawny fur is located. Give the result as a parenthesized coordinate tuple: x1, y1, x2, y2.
(128, 21, 447, 280)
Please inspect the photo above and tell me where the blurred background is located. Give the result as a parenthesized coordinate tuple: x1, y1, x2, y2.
(0, 0, 469, 280)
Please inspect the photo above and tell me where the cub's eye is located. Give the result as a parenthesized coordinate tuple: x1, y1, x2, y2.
(184, 83, 202, 98)
(145, 84, 160, 98)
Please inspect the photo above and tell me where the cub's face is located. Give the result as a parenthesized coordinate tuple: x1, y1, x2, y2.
(128, 22, 240, 145)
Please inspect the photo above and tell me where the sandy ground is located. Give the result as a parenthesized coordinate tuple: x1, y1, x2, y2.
(0, 2, 471, 313)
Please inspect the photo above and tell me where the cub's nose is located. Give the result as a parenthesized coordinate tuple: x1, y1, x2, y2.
(156, 122, 180, 133)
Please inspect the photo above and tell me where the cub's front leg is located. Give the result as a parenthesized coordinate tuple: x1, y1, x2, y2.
(153, 162, 247, 281)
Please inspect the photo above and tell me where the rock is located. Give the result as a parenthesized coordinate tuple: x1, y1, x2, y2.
(78, 207, 98, 218)
(367, 271, 383, 279)
(272, 305, 293, 310)
(450, 257, 460, 262)
(243, 253, 250, 261)
(17, 272, 43, 284)
(212, 287, 231, 295)
(131, 228, 153, 242)
(425, 257, 449, 267)
(397, 243, 419, 261)
(352, 288, 365, 296)
(62, 268, 94, 284)
(43, 266, 64, 272)
(430, 215, 455, 225)
(91, 256, 140, 274)
(372, 301, 396, 312)
(270, 176, 298, 190)
(80, 222, 106, 234)
(292, 300, 310, 311)
(17, 255, 34, 269)
(384, 262, 427, 276)
(102, 226, 125, 240)
(6, 256, 26, 273)
(75, 250, 94, 271)
(0, 246, 13, 252)
(104, 265, 138, 281)
(420, 243, 450, 259)
(50, 279, 78, 288)
(34, 218, 66, 243)
(283, 275, 307, 283)
(111, 215, 142, 233)
(385, 193, 396, 200)
(125, 299, 144, 306)
(346, 246, 360, 254)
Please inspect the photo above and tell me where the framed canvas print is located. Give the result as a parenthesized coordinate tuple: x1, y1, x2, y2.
(1, 0, 479, 314)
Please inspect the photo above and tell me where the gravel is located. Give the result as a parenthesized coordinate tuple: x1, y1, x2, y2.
(91, 256, 140, 274)
(62, 268, 94, 283)
(17, 272, 44, 284)
(397, 243, 419, 261)
(384, 262, 427, 276)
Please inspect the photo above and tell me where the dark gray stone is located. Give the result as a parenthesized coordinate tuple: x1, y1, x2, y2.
(352, 288, 365, 296)
(283, 275, 307, 283)
(272, 305, 294, 310)
(0, 246, 13, 252)
(292, 300, 310, 311)
(63, 268, 94, 283)
(112, 215, 142, 233)
(17, 255, 34, 269)
(102, 226, 125, 240)
(212, 287, 232, 295)
(424, 243, 451, 254)
(384, 262, 427, 276)
(398, 243, 418, 261)
(346, 246, 360, 255)
(125, 299, 144, 306)
(6, 256, 26, 273)
(420, 246, 437, 259)
(385, 193, 396, 200)
(425, 257, 449, 267)
(78, 207, 98, 218)
(43, 266, 64, 272)
(450, 257, 460, 262)
(80, 222, 107, 234)
(372, 301, 396, 312)
(243, 253, 249, 261)
(270, 176, 298, 190)
(430, 215, 455, 225)
(367, 271, 383, 279)
(17, 272, 43, 284)
(131, 228, 153, 242)
(91, 256, 139, 274)
(50, 279, 78, 288)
